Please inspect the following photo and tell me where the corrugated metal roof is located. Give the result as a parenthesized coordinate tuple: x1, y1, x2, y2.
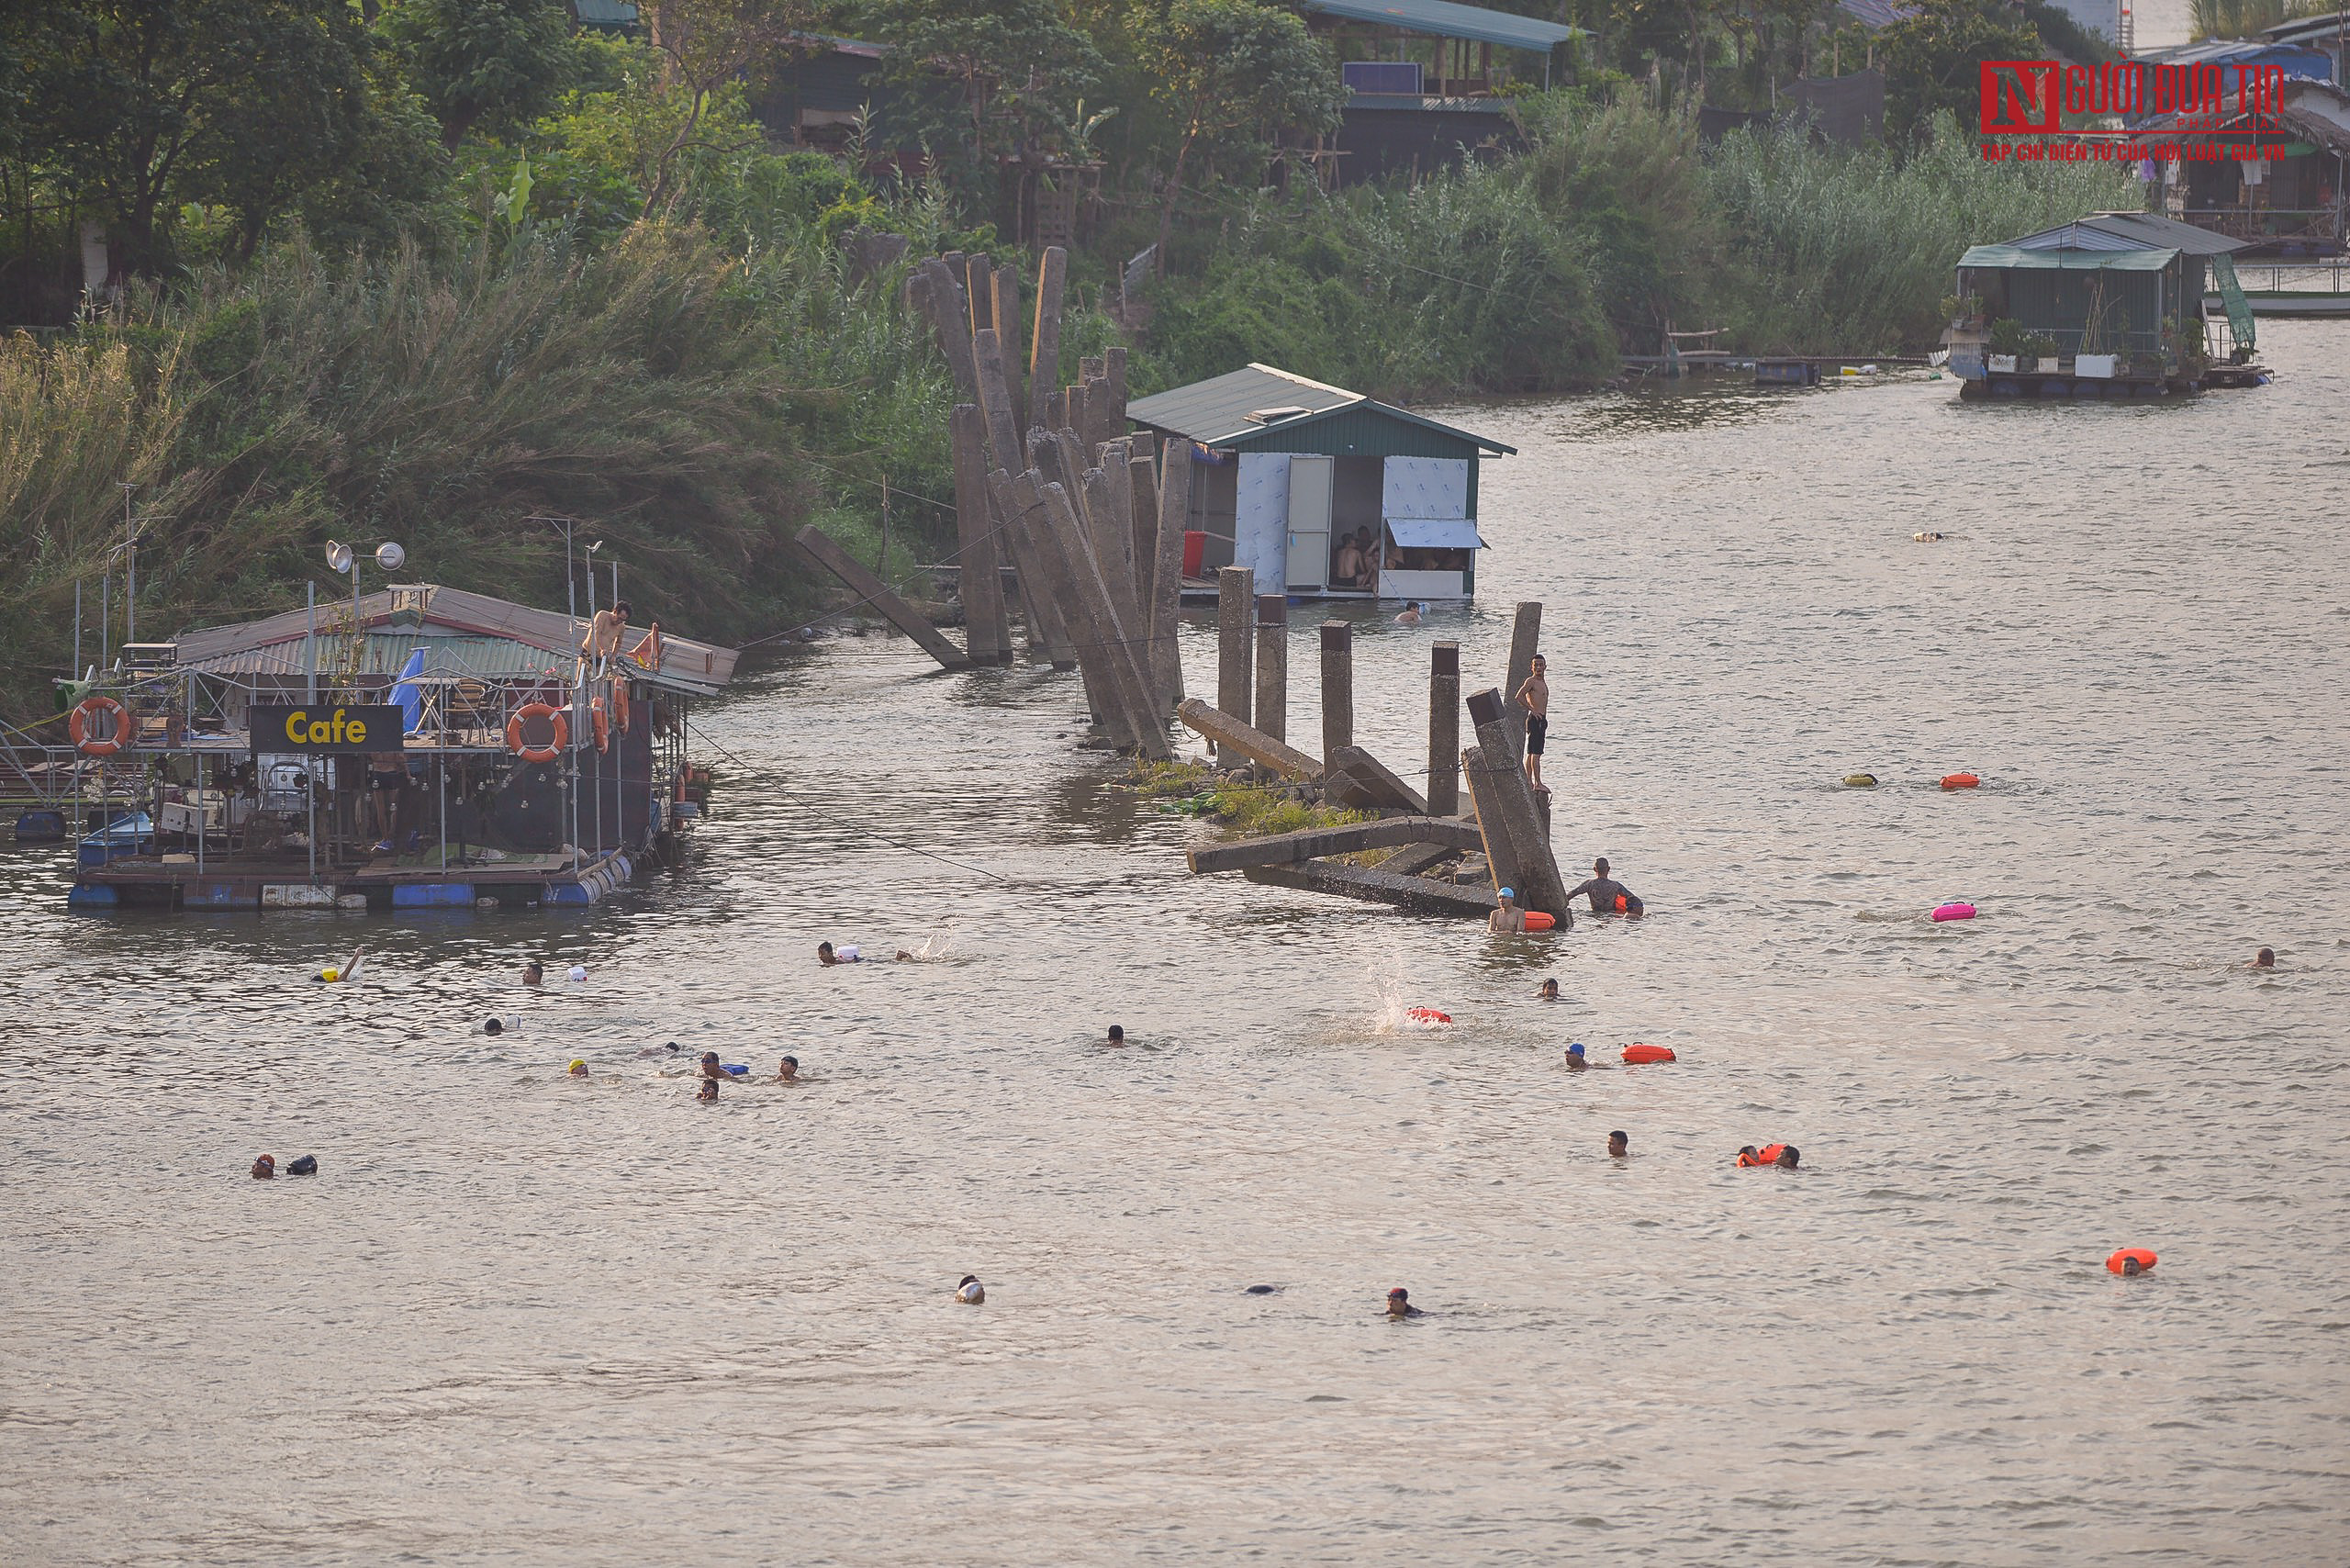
(2009, 212, 2249, 256)
(180, 634, 576, 682)
(1298, 0, 1579, 50)
(172, 583, 740, 695)
(1958, 245, 2177, 272)
(571, 0, 639, 27)
(1127, 363, 1514, 455)
(1836, 0, 1918, 30)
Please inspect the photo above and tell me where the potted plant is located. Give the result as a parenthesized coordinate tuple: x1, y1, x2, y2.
(2022, 332, 2062, 374)
(1986, 317, 2027, 374)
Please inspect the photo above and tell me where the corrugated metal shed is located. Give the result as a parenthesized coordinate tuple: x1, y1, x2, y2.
(180, 634, 575, 683)
(2009, 212, 2249, 256)
(172, 584, 739, 695)
(1296, 0, 1579, 51)
(1958, 245, 2177, 271)
(1126, 364, 1513, 456)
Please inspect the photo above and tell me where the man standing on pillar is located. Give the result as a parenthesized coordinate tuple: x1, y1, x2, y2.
(1513, 655, 1549, 792)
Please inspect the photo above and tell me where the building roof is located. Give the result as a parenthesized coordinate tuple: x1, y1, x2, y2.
(1836, 0, 1919, 30)
(173, 584, 740, 697)
(2264, 11, 2349, 46)
(1295, 0, 1579, 52)
(1125, 364, 1514, 455)
(1957, 245, 2179, 272)
(570, 0, 639, 28)
(2009, 211, 2249, 255)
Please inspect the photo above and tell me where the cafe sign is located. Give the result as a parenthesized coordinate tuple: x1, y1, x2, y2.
(248, 704, 406, 753)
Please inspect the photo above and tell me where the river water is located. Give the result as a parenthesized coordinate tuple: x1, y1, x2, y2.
(5, 324, 2345, 1566)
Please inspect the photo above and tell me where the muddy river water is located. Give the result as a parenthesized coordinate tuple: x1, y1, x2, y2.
(4, 324, 2345, 1565)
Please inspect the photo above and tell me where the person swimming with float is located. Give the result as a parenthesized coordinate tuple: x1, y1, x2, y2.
(1737, 1143, 1800, 1169)
(1564, 1043, 1588, 1071)
(1565, 857, 1643, 917)
(818, 941, 862, 965)
(1385, 1287, 1425, 1319)
(1489, 887, 1527, 935)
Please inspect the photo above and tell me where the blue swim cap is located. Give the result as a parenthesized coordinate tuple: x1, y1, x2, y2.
(1498, 886, 1516, 900)
(1567, 1043, 1585, 1056)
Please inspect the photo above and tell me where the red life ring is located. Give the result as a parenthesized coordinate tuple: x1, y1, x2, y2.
(70, 695, 133, 756)
(590, 698, 610, 752)
(1523, 911, 1555, 932)
(506, 701, 568, 764)
(2107, 1248, 2157, 1275)
(1622, 1044, 1676, 1064)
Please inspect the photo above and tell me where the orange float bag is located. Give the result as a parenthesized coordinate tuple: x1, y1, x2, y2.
(1622, 1044, 1675, 1065)
(2107, 1249, 2158, 1274)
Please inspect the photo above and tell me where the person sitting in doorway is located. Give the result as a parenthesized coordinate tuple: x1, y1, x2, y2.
(1333, 534, 1363, 590)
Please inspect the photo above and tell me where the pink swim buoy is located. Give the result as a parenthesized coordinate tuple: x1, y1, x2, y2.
(1930, 902, 1977, 923)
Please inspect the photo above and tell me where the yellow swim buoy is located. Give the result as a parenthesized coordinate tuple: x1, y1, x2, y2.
(1843, 774, 1877, 788)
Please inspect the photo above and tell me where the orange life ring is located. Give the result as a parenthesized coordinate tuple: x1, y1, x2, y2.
(1941, 773, 1981, 790)
(1622, 1044, 1676, 1064)
(507, 701, 568, 764)
(610, 676, 632, 734)
(70, 695, 133, 756)
(590, 698, 610, 752)
(1523, 911, 1555, 932)
(2107, 1248, 2157, 1275)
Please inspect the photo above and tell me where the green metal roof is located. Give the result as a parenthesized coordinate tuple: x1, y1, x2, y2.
(571, 0, 640, 28)
(1957, 245, 2179, 271)
(1298, 0, 1580, 51)
(1126, 363, 1513, 455)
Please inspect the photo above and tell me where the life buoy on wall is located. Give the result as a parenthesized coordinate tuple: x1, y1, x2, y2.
(610, 676, 632, 734)
(590, 698, 610, 753)
(70, 695, 133, 756)
(507, 701, 569, 764)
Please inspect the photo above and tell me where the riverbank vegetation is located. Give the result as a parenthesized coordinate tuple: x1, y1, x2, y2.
(0, 0, 2142, 720)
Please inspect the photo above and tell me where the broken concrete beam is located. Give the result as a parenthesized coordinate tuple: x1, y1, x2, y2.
(1324, 744, 1430, 815)
(1186, 814, 1483, 875)
(1242, 860, 1499, 918)
(1176, 698, 1322, 781)
(794, 524, 970, 671)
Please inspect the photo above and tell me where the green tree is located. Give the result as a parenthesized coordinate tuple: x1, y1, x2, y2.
(869, 0, 1108, 196)
(378, 0, 582, 146)
(1879, 0, 2042, 141)
(1138, 0, 1343, 265)
(20, 0, 395, 276)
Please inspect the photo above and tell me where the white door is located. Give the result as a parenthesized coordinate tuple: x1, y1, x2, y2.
(1284, 455, 1334, 590)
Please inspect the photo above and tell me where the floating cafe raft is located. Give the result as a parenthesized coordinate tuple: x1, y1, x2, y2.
(50, 583, 738, 913)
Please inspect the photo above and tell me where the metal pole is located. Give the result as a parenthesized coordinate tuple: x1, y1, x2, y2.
(100, 562, 109, 673)
(306, 582, 316, 886)
(123, 483, 135, 648)
(73, 579, 83, 678)
(610, 559, 620, 852)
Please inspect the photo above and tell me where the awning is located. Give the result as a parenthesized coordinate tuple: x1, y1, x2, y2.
(1387, 518, 1487, 549)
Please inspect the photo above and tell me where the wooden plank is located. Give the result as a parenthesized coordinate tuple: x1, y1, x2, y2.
(1460, 743, 1524, 901)
(963, 252, 991, 331)
(1027, 246, 1067, 430)
(1035, 474, 1170, 760)
(1427, 640, 1460, 816)
(1501, 601, 1541, 759)
(1094, 440, 1138, 622)
(991, 466, 1097, 701)
(1102, 344, 1129, 444)
(794, 524, 970, 671)
(991, 263, 1024, 431)
(971, 328, 1075, 667)
(1148, 439, 1192, 712)
(1243, 860, 1497, 918)
(1326, 744, 1428, 815)
(1128, 452, 1160, 625)
(1082, 466, 1138, 660)
(1215, 566, 1254, 730)
(1176, 698, 1320, 780)
(1253, 592, 1287, 744)
(1187, 814, 1483, 874)
(1466, 687, 1569, 916)
(1320, 620, 1353, 763)
(947, 405, 1011, 665)
(917, 259, 978, 403)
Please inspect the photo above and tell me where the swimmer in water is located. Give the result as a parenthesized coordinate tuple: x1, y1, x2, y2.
(775, 1055, 800, 1082)
(1565, 857, 1644, 918)
(1395, 601, 1423, 627)
(1538, 977, 1561, 1001)
(252, 1154, 276, 1180)
(698, 1051, 735, 1082)
(1776, 1144, 1800, 1169)
(2121, 1255, 2145, 1276)
(1385, 1287, 1424, 1320)
(1608, 1130, 1628, 1158)
(1106, 1025, 1125, 1045)
(636, 1041, 687, 1059)
(817, 942, 863, 966)
(568, 1059, 588, 1078)
(697, 1078, 719, 1103)
(2250, 947, 2276, 969)
(522, 959, 543, 986)
(1738, 1143, 1798, 1169)
(484, 1017, 503, 1036)
(1489, 886, 1527, 935)
(1564, 1043, 1589, 1070)
(957, 1275, 985, 1305)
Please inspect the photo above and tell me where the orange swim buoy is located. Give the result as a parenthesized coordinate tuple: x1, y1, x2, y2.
(1941, 773, 1981, 790)
(1523, 911, 1556, 932)
(1622, 1044, 1675, 1064)
(506, 700, 569, 764)
(1405, 1007, 1451, 1025)
(1614, 893, 1628, 913)
(2107, 1249, 2157, 1275)
(70, 695, 133, 756)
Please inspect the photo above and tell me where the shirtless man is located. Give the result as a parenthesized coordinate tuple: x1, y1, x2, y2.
(1488, 886, 1527, 934)
(1333, 535, 1363, 590)
(1513, 655, 1549, 791)
(1564, 857, 1644, 917)
(578, 599, 632, 673)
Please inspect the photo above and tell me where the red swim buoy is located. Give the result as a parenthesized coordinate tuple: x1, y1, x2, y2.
(1621, 1044, 1675, 1064)
(1941, 773, 1981, 790)
(1522, 911, 1555, 932)
(1405, 1007, 1451, 1025)
(2107, 1248, 2157, 1275)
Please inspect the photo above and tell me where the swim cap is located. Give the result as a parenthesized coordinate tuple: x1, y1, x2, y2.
(568, 1058, 587, 1072)
(319, 968, 338, 982)
(1497, 887, 1516, 900)
(1567, 1044, 1585, 1057)
(484, 1017, 502, 1035)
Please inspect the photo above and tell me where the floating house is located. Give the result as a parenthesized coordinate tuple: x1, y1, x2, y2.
(61, 584, 736, 912)
(2140, 75, 2350, 252)
(1125, 364, 1513, 602)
